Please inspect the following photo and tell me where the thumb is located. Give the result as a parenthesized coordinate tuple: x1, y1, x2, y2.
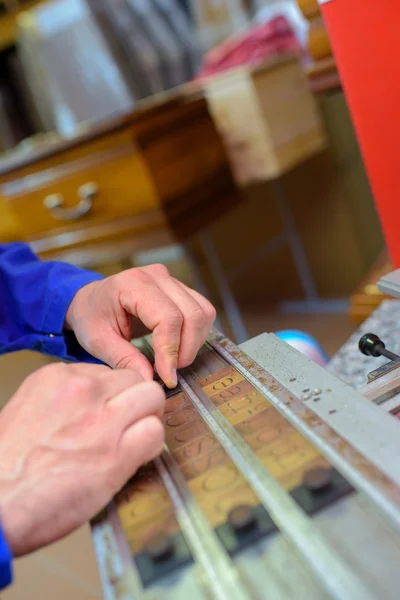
(91, 330, 154, 380)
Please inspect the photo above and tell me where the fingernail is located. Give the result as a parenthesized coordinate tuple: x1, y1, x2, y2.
(167, 369, 178, 389)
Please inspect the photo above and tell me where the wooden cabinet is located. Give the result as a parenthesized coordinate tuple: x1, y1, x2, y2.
(0, 93, 241, 266)
(349, 251, 391, 325)
(2, 144, 159, 238)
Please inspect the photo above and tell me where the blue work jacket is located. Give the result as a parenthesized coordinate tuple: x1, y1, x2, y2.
(0, 242, 103, 363)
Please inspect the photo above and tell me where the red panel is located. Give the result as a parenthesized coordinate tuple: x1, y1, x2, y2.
(321, 1, 400, 265)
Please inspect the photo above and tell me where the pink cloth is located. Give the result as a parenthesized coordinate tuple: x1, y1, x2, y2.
(196, 16, 303, 81)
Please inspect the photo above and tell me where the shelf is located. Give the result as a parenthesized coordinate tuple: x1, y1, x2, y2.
(0, 0, 47, 52)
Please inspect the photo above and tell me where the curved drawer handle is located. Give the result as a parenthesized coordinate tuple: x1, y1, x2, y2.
(44, 182, 98, 221)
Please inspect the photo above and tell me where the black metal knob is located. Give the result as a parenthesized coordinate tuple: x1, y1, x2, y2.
(359, 333, 400, 361)
(359, 333, 385, 357)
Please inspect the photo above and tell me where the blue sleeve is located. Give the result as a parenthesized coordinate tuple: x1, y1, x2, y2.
(0, 243, 104, 363)
(0, 524, 12, 590)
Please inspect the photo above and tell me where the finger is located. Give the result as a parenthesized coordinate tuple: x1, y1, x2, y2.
(108, 381, 166, 424)
(116, 416, 165, 485)
(120, 277, 183, 389)
(156, 277, 207, 369)
(62, 365, 145, 411)
(174, 281, 217, 361)
(90, 330, 154, 381)
(99, 369, 145, 401)
(177, 282, 217, 327)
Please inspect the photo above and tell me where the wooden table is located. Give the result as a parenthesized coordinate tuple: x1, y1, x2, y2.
(349, 250, 393, 325)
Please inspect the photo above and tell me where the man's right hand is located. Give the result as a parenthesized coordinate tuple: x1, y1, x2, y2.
(0, 363, 165, 558)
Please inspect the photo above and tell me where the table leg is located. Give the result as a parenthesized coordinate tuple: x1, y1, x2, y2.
(198, 231, 249, 343)
(272, 179, 348, 314)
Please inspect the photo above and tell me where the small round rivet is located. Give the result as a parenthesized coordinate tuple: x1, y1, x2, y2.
(145, 534, 174, 562)
(303, 467, 333, 493)
(228, 505, 257, 534)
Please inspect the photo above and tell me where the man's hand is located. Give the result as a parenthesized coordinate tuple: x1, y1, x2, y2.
(66, 265, 217, 388)
(0, 363, 165, 557)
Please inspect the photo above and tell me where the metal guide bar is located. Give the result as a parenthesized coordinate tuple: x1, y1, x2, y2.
(373, 385, 400, 406)
(154, 450, 253, 600)
(92, 509, 148, 600)
(107, 501, 148, 600)
(367, 360, 400, 382)
(178, 370, 374, 600)
(209, 335, 400, 530)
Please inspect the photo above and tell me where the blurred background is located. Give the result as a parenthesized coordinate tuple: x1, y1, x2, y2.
(0, 1, 391, 597)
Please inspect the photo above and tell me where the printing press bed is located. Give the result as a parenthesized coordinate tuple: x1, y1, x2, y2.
(91, 298, 400, 600)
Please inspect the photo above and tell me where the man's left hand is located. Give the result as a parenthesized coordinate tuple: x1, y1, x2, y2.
(66, 264, 216, 388)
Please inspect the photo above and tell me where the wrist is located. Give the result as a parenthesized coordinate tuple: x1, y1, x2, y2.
(65, 280, 99, 332)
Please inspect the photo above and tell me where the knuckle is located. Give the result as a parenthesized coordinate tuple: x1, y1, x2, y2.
(167, 309, 184, 328)
(206, 305, 217, 323)
(113, 355, 136, 371)
(188, 306, 206, 329)
(108, 273, 123, 292)
(126, 268, 151, 286)
(66, 374, 97, 398)
(146, 263, 170, 278)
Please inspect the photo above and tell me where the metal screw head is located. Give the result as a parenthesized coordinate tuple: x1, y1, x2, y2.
(228, 505, 257, 534)
(145, 534, 174, 562)
(303, 467, 333, 493)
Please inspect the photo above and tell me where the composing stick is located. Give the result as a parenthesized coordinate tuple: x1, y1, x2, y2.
(92, 330, 400, 600)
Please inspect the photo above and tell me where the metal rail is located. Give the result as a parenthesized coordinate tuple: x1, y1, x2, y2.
(178, 371, 373, 600)
(155, 450, 254, 600)
(93, 333, 400, 600)
(209, 335, 400, 531)
(143, 336, 372, 599)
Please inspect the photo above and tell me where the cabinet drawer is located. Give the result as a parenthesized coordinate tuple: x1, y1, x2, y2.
(1, 144, 159, 238)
